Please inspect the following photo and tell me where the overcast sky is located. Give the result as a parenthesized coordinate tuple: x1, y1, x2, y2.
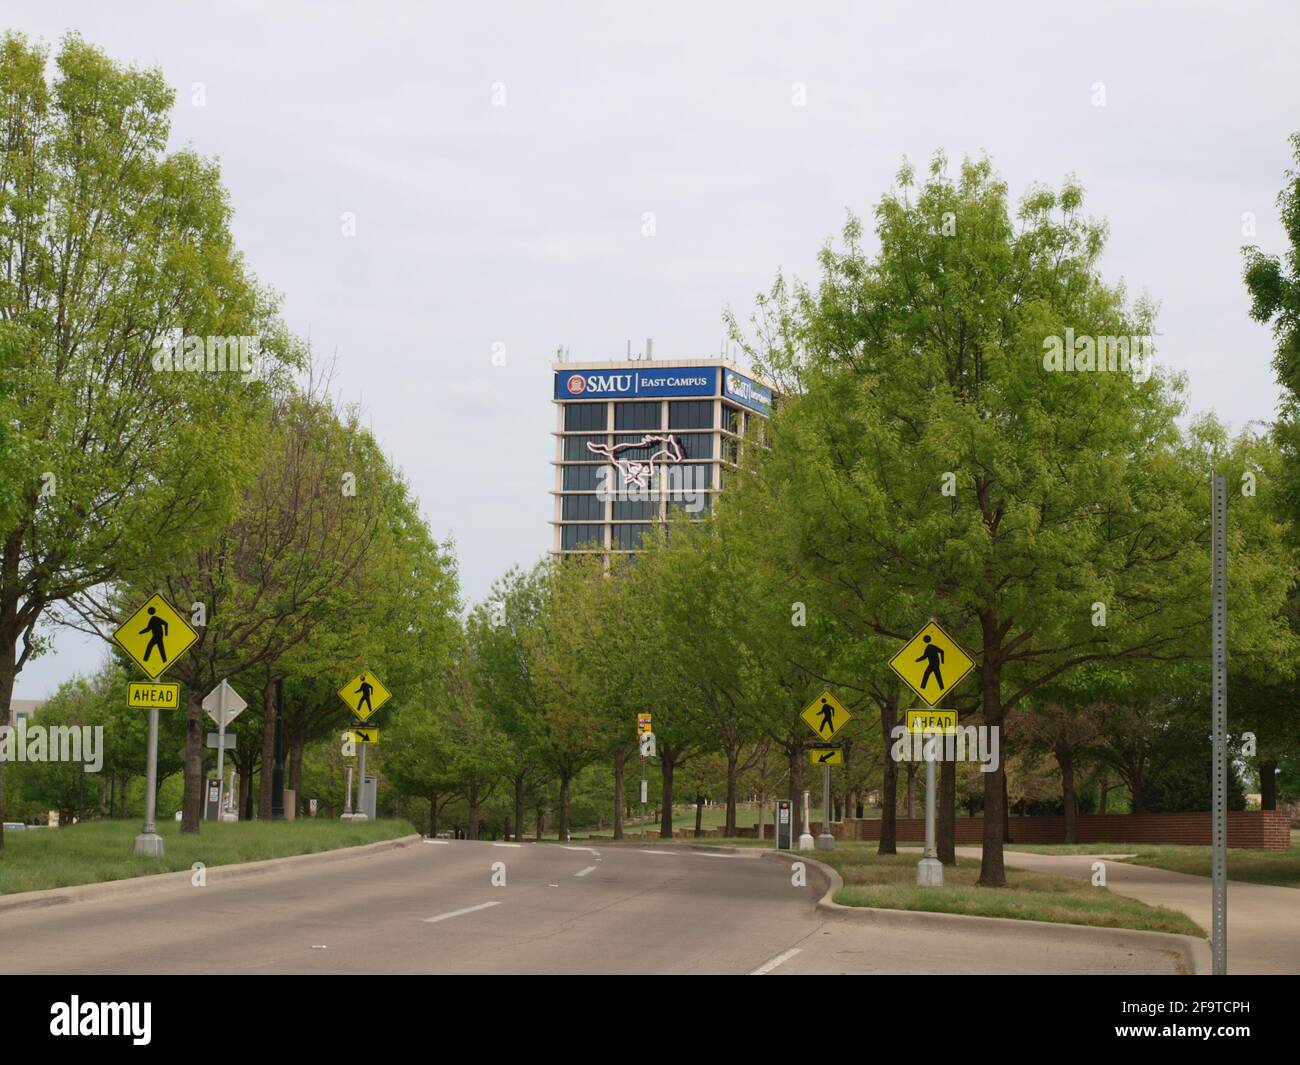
(10, 0, 1300, 697)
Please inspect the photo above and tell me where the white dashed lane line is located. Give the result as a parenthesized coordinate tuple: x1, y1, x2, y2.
(423, 901, 501, 924)
(574, 866, 597, 877)
(748, 948, 802, 975)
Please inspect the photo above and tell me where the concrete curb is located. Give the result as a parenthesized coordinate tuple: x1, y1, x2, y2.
(0, 832, 423, 916)
(759, 850, 1210, 976)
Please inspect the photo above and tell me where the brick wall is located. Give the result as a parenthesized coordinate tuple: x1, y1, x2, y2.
(805, 809, 1290, 849)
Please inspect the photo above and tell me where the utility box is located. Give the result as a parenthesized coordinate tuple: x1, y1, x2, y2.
(775, 798, 793, 850)
(283, 789, 297, 820)
(204, 777, 222, 821)
(361, 776, 377, 820)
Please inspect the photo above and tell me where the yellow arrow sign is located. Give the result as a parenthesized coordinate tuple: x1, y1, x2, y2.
(346, 727, 379, 745)
(112, 594, 199, 680)
(906, 709, 958, 734)
(800, 689, 851, 741)
(888, 621, 975, 706)
(810, 747, 843, 765)
(338, 671, 391, 721)
(127, 682, 182, 709)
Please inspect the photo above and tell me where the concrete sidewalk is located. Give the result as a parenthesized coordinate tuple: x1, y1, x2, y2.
(954, 846, 1300, 975)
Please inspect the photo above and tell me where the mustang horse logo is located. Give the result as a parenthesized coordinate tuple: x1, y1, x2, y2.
(587, 434, 684, 489)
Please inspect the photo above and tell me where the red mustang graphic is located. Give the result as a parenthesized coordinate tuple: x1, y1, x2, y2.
(586, 434, 684, 489)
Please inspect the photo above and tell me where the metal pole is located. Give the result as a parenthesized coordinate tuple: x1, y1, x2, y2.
(798, 788, 814, 850)
(1211, 472, 1228, 975)
(355, 742, 369, 821)
(132, 707, 164, 856)
(215, 681, 227, 822)
(816, 761, 835, 850)
(342, 765, 354, 819)
(640, 755, 647, 839)
(917, 732, 943, 885)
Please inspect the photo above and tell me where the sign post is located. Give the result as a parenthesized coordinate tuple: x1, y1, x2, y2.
(798, 789, 814, 851)
(203, 680, 247, 822)
(342, 765, 355, 820)
(799, 690, 850, 852)
(338, 671, 391, 823)
(637, 714, 652, 839)
(112, 594, 198, 857)
(1210, 473, 1228, 974)
(891, 621, 977, 888)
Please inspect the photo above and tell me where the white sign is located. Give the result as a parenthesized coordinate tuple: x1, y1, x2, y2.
(640, 780, 648, 803)
(203, 679, 247, 727)
(639, 731, 656, 758)
(206, 732, 237, 750)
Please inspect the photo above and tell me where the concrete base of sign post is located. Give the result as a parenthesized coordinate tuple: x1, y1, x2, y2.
(350, 812, 369, 822)
(798, 832, 815, 851)
(133, 832, 165, 857)
(816, 833, 835, 852)
(916, 856, 944, 886)
(340, 812, 356, 821)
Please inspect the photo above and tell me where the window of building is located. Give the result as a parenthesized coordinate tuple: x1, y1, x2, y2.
(615, 401, 661, 431)
(564, 403, 607, 432)
(563, 434, 606, 461)
(562, 465, 602, 491)
(613, 498, 655, 520)
(612, 523, 651, 550)
(561, 494, 603, 521)
(722, 404, 740, 434)
(722, 436, 739, 464)
(669, 400, 714, 430)
(561, 524, 604, 550)
(667, 493, 711, 517)
(675, 433, 714, 460)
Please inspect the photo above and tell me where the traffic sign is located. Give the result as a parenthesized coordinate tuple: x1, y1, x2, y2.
(810, 747, 843, 765)
(127, 682, 181, 709)
(639, 731, 656, 758)
(112, 594, 198, 680)
(906, 709, 958, 733)
(206, 732, 237, 750)
(347, 727, 379, 745)
(800, 689, 851, 741)
(636, 713, 652, 735)
(339, 671, 391, 721)
(203, 679, 248, 727)
(888, 621, 975, 706)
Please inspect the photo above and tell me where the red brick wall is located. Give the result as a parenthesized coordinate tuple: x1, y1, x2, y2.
(808, 809, 1291, 850)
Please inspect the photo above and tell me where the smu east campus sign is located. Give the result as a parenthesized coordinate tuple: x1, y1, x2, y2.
(555, 367, 772, 414)
(556, 367, 718, 401)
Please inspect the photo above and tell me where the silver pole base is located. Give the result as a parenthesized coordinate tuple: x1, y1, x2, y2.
(816, 833, 836, 851)
(340, 812, 356, 821)
(350, 812, 369, 822)
(798, 833, 815, 851)
(133, 833, 165, 857)
(916, 857, 944, 886)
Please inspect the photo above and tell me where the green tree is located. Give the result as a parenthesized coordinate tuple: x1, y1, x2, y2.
(0, 32, 295, 846)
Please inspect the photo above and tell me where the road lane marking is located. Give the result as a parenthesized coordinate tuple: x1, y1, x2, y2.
(422, 901, 501, 924)
(638, 849, 676, 855)
(493, 843, 523, 848)
(574, 866, 597, 877)
(561, 846, 600, 855)
(423, 839, 450, 845)
(748, 948, 802, 975)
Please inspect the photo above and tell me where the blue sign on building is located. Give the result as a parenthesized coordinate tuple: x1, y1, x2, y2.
(722, 369, 772, 416)
(555, 367, 718, 401)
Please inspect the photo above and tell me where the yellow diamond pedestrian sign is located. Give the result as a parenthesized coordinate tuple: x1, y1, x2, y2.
(800, 689, 851, 741)
(339, 671, 391, 721)
(112, 594, 198, 680)
(889, 621, 975, 706)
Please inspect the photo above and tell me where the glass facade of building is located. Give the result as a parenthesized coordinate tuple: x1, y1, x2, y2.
(551, 359, 773, 557)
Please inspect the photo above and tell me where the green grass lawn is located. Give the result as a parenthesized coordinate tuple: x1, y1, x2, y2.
(596, 836, 1203, 936)
(0, 818, 415, 896)
(1003, 839, 1300, 889)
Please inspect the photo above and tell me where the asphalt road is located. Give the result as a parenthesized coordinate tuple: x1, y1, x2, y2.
(0, 841, 1187, 974)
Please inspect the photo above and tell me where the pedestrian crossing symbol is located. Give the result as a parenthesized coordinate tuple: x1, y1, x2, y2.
(112, 594, 198, 680)
(889, 621, 976, 706)
(338, 671, 391, 721)
(800, 689, 851, 741)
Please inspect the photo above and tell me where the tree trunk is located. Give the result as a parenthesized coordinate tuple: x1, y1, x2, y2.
(694, 792, 704, 837)
(1058, 744, 1078, 843)
(1098, 772, 1110, 815)
(612, 749, 625, 840)
(1260, 759, 1277, 810)
(119, 773, 130, 819)
(938, 756, 956, 865)
(787, 743, 803, 840)
(535, 804, 545, 841)
(557, 773, 571, 841)
(878, 694, 898, 854)
(513, 773, 527, 842)
(1001, 766, 1012, 843)
(468, 782, 480, 840)
(724, 752, 738, 836)
(258, 677, 276, 820)
(977, 646, 1007, 887)
(905, 761, 917, 820)
(0, 629, 17, 850)
(181, 687, 205, 833)
(428, 789, 438, 836)
(288, 718, 306, 817)
(659, 755, 675, 838)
